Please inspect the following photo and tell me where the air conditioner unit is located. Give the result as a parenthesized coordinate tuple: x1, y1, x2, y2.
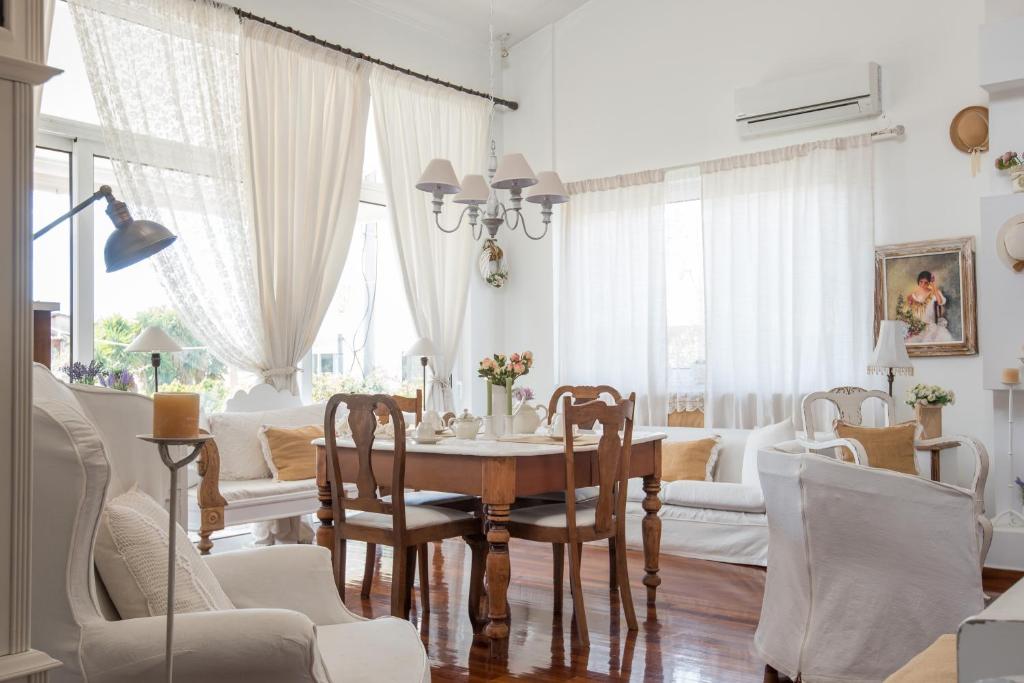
(735, 63, 882, 137)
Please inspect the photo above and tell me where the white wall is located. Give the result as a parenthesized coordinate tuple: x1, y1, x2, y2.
(500, 0, 995, 478)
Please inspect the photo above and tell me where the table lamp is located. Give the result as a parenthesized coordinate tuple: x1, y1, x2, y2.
(867, 320, 914, 396)
(127, 326, 182, 393)
(34, 185, 176, 272)
(405, 337, 435, 403)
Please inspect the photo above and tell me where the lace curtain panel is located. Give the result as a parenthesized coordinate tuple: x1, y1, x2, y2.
(701, 135, 875, 429)
(370, 69, 490, 412)
(559, 171, 668, 426)
(69, 1, 370, 393)
(69, 0, 267, 374)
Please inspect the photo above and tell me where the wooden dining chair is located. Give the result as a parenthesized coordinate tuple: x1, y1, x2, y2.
(508, 393, 639, 647)
(535, 384, 625, 588)
(324, 393, 486, 620)
(363, 390, 476, 612)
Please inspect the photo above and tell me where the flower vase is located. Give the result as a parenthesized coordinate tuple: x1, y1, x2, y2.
(490, 383, 510, 437)
(914, 404, 943, 439)
(1012, 168, 1024, 194)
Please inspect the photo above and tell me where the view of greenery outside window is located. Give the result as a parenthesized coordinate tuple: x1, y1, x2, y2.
(665, 198, 707, 395)
(32, 147, 73, 369)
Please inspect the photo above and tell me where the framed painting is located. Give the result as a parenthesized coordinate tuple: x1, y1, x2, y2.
(874, 237, 977, 357)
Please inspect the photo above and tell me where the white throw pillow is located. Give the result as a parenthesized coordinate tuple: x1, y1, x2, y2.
(208, 403, 327, 480)
(95, 486, 234, 619)
(741, 418, 796, 488)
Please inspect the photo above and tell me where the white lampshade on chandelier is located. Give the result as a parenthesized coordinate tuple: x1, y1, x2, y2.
(414, 3, 569, 241)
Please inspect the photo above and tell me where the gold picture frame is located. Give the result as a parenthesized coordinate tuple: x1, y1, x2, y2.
(874, 237, 977, 357)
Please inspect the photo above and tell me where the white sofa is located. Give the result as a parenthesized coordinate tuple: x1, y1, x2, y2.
(624, 426, 770, 566)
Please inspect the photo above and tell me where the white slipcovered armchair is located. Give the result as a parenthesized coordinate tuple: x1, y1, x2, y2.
(755, 448, 987, 683)
(31, 373, 430, 682)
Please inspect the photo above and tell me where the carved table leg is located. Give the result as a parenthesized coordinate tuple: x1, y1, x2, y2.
(484, 502, 511, 649)
(641, 473, 662, 605)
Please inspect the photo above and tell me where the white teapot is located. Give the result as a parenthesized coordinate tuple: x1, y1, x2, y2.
(451, 409, 482, 440)
(512, 400, 548, 435)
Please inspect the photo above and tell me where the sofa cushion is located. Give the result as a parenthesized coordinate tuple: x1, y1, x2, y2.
(741, 418, 796, 487)
(95, 486, 234, 619)
(662, 480, 766, 513)
(835, 420, 918, 474)
(662, 436, 721, 482)
(258, 424, 323, 481)
(208, 403, 327, 480)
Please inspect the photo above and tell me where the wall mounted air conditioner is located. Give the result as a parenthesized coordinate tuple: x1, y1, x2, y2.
(735, 62, 882, 137)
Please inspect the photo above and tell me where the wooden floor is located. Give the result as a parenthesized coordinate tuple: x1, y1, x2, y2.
(346, 538, 766, 682)
(207, 530, 1018, 682)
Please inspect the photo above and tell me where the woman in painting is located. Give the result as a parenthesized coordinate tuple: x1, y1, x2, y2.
(904, 270, 953, 343)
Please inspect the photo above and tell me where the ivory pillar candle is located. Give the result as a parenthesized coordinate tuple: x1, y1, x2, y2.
(153, 392, 200, 438)
(1003, 368, 1021, 385)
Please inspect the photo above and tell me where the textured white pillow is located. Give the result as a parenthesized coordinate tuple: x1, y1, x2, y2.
(95, 486, 234, 619)
(741, 418, 796, 488)
(208, 403, 327, 480)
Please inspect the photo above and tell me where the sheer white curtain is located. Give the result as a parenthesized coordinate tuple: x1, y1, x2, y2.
(240, 21, 370, 393)
(559, 171, 668, 425)
(370, 70, 489, 411)
(69, 0, 266, 376)
(701, 135, 875, 429)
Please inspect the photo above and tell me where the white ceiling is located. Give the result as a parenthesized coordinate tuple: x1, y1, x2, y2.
(347, 0, 590, 46)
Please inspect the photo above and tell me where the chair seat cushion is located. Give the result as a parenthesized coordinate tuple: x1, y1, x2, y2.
(518, 487, 600, 504)
(509, 500, 598, 528)
(344, 504, 474, 530)
(214, 477, 320, 504)
(661, 480, 765, 513)
(317, 618, 430, 683)
(400, 490, 476, 506)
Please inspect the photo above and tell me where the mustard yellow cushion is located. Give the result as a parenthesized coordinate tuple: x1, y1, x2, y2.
(884, 634, 956, 682)
(662, 436, 721, 482)
(257, 424, 323, 481)
(834, 420, 918, 475)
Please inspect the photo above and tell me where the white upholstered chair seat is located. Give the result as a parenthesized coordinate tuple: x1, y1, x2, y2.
(344, 504, 475, 530)
(398, 490, 476, 507)
(215, 477, 321, 503)
(508, 500, 598, 529)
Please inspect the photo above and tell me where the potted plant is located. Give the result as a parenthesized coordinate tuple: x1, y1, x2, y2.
(60, 360, 105, 385)
(995, 151, 1024, 193)
(478, 352, 534, 436)
(905, 384, 955, 439)
(99, 368, 137, 392)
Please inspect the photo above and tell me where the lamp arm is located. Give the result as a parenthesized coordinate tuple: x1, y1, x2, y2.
(33, 186, 113, 240)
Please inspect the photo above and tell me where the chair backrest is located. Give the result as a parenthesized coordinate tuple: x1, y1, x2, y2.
(375, 390, 422, 426)
(324, 394, 408, 528)
(562, 393, 635, 536)
(547, 384, 623, 430)
(801, 386, 895, 435)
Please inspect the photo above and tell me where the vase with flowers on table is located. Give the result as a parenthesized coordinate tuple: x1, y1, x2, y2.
(477, 351, 533, 438)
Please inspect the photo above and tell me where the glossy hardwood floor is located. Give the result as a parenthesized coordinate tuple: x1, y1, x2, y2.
(346, 538, 766, 682)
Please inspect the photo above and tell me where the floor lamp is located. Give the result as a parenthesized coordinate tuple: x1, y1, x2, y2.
(994, 364, 1024, 527)
(867, 320, 914, 396)
(127, 326, 183, 393)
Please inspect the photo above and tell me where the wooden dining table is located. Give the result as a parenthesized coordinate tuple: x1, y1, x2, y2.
(313, 431, 665, 653)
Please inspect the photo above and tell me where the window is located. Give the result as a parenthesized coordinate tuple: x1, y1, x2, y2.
(308, 117, 418, 402)
(664, 168, 706, 412)
(32, 147, 73, 369)
(38, 2, 418, 410)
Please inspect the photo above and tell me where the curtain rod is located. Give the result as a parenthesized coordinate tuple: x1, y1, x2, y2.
(228, 5, 519, 111)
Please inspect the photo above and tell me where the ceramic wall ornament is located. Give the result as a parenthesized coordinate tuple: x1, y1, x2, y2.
(949, 106, 989, 176)
(478, 238, 509, 288)
(996, 214, 1024, 273)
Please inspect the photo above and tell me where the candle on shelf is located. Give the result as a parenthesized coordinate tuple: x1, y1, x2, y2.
(486, 379, 493, 416)
(153, 392, 200, 438)
(1003, 368, 1021, 385)
(506, 378, 513, 415)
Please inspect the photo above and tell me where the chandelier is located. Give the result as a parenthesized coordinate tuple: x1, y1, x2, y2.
(413, 2, 568, 241)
